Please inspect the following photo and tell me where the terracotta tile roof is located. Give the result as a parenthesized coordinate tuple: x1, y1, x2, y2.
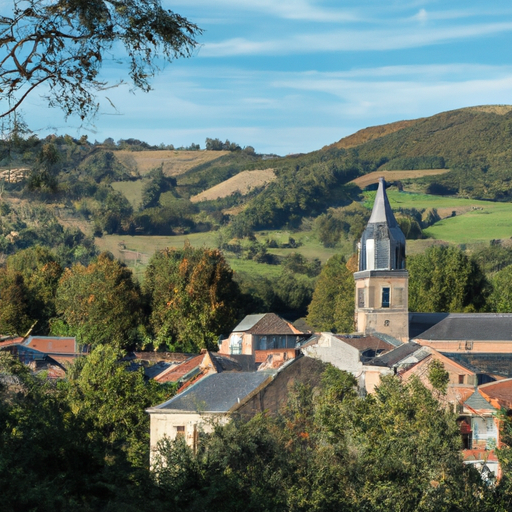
(0, 337, 23, 349)
(154, 354, 204, 383)
(24, 336, 77, 354)
(233, 313, 303, 336)
(463, 449, 498, 462)
(479, 378, 512, 408)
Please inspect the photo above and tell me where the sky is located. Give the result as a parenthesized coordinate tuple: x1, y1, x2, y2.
(10, 0, 512, 155)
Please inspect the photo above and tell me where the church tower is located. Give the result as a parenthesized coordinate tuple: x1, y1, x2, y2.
(354, 178, 409, 342)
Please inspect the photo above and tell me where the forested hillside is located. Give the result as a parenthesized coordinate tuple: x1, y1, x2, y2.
(3, 107, 512, 325)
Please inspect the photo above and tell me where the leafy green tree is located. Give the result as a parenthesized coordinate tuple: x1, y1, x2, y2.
(54, 252, 143, 348)
(408, 245, 489, 312)
(27, 142, 60, 191)
(5, 246, 63, 333)
(488, 264, 512, 312)
(144, 244, 242, 351)
(1, 0, 202, 120)
(65, 345, 169, 467)
(340, 376, 483, 511)
(428, 359, 450, 396)
(0, 351, 167, 511)
(473, 241, 512, 275)
(0, 269, 31, 335)
(92, 189, 133, 234)
(307, 254, 354, 333)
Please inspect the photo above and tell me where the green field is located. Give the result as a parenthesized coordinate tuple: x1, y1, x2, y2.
(111, 180, 147, 208)
(95, 228, 353, 281)
(364, 190, 512, 244)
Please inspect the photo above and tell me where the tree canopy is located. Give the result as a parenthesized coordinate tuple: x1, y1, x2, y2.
(54, 252, 143, 347)
(408, 245, 489, 312)
(307, 254, 355, 333)
(143, 244, 243, 352)
(0, 0, 202, 119)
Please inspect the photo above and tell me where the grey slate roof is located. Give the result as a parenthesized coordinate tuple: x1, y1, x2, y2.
(409, 313, 449, 339)
(373, 332, 403, 348)
(368, 178, 399, 226)
(464, 390, 496, 411)
(154, 371, 275, 413)
(233, 314, 266, 332)
(443, 353, 512, 379)
(366, 342, 422, 367)
(413, 313, 512, 341)
(358, 178, 406, 271)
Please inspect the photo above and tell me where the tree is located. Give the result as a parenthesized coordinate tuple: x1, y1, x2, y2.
(408, 245, 489, 313)
(54, 252, 143, 347)
(339, 376, 484, 511)
(488, 264, 512, 312)
(144, 244, 242, 352)
(0, 269, 31, 335)
(427, 359, 450, 396)
(65, 345, 169, 467)
(307, 254, 354, 333)
(27, 142, 60, 191)
(1, 0, 202, 120)
(5, 245, 63, 333)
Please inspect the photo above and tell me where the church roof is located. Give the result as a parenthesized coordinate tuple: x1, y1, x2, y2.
(413, 313, 512, 341)
(368, 177, 399, 227)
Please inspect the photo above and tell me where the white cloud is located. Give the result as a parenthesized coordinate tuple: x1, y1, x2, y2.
(168, 0, 360, 23)
(200, 21, 512, 57)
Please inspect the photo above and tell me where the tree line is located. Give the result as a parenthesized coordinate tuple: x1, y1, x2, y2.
(307, 243, 512, 334)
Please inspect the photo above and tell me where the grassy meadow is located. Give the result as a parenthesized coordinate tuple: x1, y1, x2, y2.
(94, 228, 354, 281)
(364, 189, 512, 245)
(111, 180, 146, 209)
(93, 188, 512, 281)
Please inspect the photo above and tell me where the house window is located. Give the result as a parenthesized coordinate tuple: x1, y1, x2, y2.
(381, 287, 390, 308)
(459, 375, 465, 384)
(176, 426, 185, 438)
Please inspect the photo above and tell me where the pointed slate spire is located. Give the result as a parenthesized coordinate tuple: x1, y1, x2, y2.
(368, 177, 399, 226)
(359, 178, 406, 271)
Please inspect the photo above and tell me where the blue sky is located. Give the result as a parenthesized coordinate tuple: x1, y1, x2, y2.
(15, 0, 512, 155)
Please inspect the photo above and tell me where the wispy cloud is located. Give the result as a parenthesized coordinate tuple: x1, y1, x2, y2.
(200, 21, 512, 56)
(170, 0, 360, 23)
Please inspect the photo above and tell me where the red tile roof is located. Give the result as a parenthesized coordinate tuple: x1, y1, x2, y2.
(463, 449, 498, 462)
(25, 336, 76, 354)
(0, 337, 23, 349)
(155, 354, 204, 383)
(479, 378, 512, 409)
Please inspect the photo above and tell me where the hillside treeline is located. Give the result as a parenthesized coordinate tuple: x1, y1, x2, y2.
(4, 108, 512, 247)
